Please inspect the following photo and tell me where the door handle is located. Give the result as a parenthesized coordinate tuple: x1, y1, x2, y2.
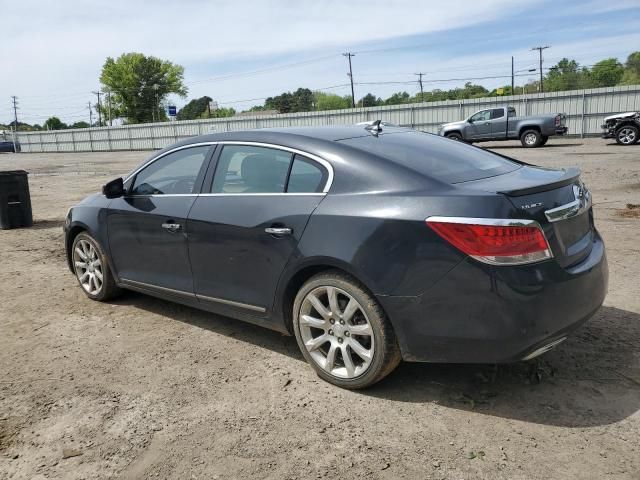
(162, 222, 182, 233)
(265, 227, 292, 236)
(484, 122, 491, 125)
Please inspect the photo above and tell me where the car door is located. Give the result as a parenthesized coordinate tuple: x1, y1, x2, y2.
(467, 110, 492, 139)
(187, 143, 330, 320)
(107, 144, 213, 294)
(489, 108, 508, 138)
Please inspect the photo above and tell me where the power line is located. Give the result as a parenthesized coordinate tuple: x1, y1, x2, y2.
(531, 46, 551, 92)
(343, 53, 356, 108)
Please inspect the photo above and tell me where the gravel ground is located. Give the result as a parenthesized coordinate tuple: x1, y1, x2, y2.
(0, 137, 639, 480)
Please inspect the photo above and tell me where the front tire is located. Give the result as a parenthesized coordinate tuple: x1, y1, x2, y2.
(520, 129, 542, 148)
(615, 125, 639, 145)
(446, 132, 464, 142)
(71, 232, 121, 301)
(292, 271, 401, 389)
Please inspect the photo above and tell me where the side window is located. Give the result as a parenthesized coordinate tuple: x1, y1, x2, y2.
(287, 155, 327, 193)
(131, 146, 210, 195)
(211, 145, 292, 193)
(491, 108, 505, 119)
(470, 110, 491, 122)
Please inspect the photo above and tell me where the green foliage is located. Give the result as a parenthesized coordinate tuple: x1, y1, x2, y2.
(69, 121, 90, 129)
(384, 91, 411, 105)
(619, 52, 640, 85)
(264, 88, 314, 113)
(589, 58, 625, 87)
(314, 92, 352, 110)
(43, 116, 67, 130)
(177, 96, 212, 120)
(100, 52, 187, 124)
(359, 93, 383, 107)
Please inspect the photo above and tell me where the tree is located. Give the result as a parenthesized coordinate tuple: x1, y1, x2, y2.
(384, 91, 411, 105)
(100, 53, 187, 124)
(359, 93, 382, 107)
(69, 121, 90, 129)
(313, 92, 351, 111)
(177, 96, 213, 120)
(43, 116, 67, 130)
(620, 51, 640, 85)
(543, 58, 588, 92)
(265, 88, 314, 113)
(589, 58, 624, 87)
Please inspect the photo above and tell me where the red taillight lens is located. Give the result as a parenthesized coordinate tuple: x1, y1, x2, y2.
(555, 114, 561, 126)
(426, 217, 552, 265)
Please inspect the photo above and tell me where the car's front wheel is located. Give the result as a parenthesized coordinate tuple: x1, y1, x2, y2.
(615, 125, 639, 145)
(446, 132, 464, 142)
(292, 271, 401, 389)
(71, 232, 121, 301)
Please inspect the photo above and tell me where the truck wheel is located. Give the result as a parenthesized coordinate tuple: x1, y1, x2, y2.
(615, 125, 639, 145)
(539, 136, 549, 146)
(520, 129, 542, 148)
(446, 132, 464, 142)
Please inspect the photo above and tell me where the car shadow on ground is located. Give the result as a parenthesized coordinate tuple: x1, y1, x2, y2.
(483, 143, 584, 150)
(115, 293, 640, 428)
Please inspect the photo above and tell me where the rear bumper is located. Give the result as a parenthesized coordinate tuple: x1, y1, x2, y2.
(378, 231, 608, 363)
(555, 126, 568, 136)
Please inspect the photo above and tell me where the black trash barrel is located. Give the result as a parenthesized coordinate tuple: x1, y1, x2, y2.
(0, 170, 33, 229)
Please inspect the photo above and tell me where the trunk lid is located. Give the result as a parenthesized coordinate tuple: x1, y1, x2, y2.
(456, 165, 594, 268)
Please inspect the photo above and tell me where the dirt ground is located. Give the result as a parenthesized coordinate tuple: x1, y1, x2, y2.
(1, 137, 639, 480)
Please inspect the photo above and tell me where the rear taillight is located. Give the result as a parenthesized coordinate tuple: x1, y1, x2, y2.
(555, 114, 561, 126)
(426, 217, 552, 265)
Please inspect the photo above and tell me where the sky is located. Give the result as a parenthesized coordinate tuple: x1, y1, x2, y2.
(2, 0, 640, 125)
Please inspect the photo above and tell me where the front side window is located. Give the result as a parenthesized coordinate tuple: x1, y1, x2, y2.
(211, 145, 292, 193)
(287, 155, 327, 193)
(470, 110, 491, 122)
(131, 146, 210, 195)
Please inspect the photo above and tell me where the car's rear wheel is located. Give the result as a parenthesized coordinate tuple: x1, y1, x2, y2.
(520, 129, 542, 148)
(72, 232, 121, 301)
(615, 125, 639, 145)
(539, 135, 549, 146)
(446, 132, 464, 142)
(292, 271, 401, 389)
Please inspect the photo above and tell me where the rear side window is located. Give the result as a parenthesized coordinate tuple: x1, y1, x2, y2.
(339, 132, 520, 183)
(211, 145, 292, 193)
(287, 155, 327, 193)
(491, 108, 504, 119)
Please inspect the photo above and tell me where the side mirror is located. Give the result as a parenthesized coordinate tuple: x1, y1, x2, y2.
(467, 118, 474, 123)
(103, 177, 124, 199)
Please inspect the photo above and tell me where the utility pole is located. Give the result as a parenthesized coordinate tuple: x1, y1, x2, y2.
(531, 46, 550, 93)
(106, 90, 112, 126)
(511, 56, 514, 94)
(88, 102, 93, 126)
(92, 91, 102, 126)
(11, 96, 18, 152)
(152, 84, 160, 122)
(343, 53, 356, 108)
(415, 73, 425, 102)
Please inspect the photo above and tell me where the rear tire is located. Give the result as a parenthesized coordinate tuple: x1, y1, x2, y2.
(71, 232, 121, 301)
(539, 135, 549, 146)
(292, 270, 401, 389)
(615, 125, 639, 145)
(520, 129, 542, 148)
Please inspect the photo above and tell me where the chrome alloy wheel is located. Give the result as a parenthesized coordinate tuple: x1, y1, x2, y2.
(618, 127, 637, 144)
(73, 239, 103, 295)
(524, 132, 538, 145)
(298, 286, 375, 379)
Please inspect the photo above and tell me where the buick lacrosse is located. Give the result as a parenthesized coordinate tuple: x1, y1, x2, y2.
(64, 124, 608, 388)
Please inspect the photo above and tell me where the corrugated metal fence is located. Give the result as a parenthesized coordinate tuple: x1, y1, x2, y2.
(15, 85, 640, 153)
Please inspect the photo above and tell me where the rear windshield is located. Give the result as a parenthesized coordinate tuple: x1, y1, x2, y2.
(339, 131, 520, 183)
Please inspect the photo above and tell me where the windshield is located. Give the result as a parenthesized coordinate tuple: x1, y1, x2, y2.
(339, 131, 521, 183)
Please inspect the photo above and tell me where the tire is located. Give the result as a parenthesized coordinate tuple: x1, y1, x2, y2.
(520, 129, 542, 148)
(71, 232, 121, 301)
(446, 132, 464, 142)
(539, 135, 549, 146)
(615, 125, 639, 146)
(292, 270, 401, 389)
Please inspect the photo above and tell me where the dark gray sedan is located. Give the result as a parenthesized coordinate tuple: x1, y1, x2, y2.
(64, 125, 608, 389)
